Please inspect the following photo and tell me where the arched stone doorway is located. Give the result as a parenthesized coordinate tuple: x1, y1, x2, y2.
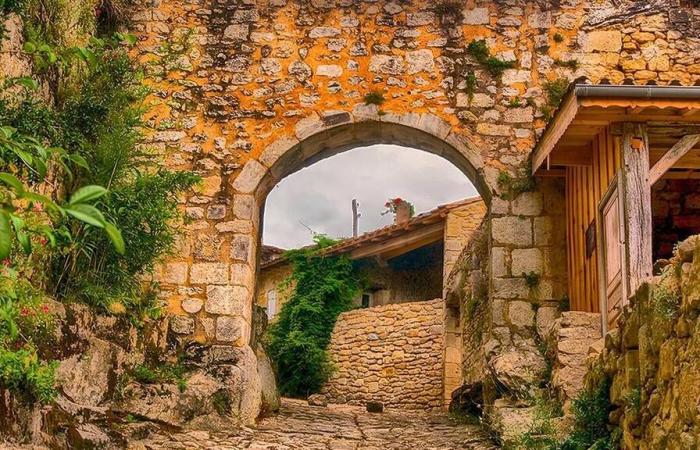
(238, 115, 491, 348)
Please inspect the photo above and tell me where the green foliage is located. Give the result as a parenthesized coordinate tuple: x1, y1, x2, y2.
(651, 268, 681, 319)
(467, 40, 516, 79)
(509, 394, 562, 449)
(624, 388, 640, 414)
(433, 0, 462, 19)
(212, 390, 232, 416)
(558, 295, 570, 312)
(267, 235, 359, 397)
(0, 273, 58, 404)
(557, 378, 616, 450)
(364, 90, 385, 106)
(0, 0, 27, 14)
(553, 33, 565, 43)
(541, 78, 570, 121)
(554, 59, 579, 70)
(464, 70, 477, 104)
(497, 161, 536, 200)
(0, 346, 57, 403)
(524, 271, 541, 289)
(131, 361, 188, 392)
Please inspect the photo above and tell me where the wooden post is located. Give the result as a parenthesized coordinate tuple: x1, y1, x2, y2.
(621, 123, 653, 295)
(352, 199, 359, 238)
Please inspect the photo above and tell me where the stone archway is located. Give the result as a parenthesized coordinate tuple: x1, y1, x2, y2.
(234, 113, 491, 348)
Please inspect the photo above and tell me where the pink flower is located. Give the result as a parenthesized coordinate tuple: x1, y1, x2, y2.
(39, 237, 48, 246)
(1, 259, 10, 267)
(33, 203, 43, 212)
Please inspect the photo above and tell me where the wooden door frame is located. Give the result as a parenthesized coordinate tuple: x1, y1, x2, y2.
(597, 172, 628, 334)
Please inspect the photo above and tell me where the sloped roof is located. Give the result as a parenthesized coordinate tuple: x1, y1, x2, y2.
(532, 78, 700, 174)
(260, 196, 484, 269)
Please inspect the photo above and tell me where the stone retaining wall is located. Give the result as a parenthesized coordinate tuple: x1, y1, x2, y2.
(587, 235, 700, 449)
(322, 299, 444, 409)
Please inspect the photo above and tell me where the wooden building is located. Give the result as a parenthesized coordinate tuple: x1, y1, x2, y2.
(532, 83, 700, 330)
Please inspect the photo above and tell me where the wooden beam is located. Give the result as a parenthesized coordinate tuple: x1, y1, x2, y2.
(532, 93, 580, 173)
(549, 148, 594, 166)
(662, 170, 700, 180)
(535, 169, 566, 178)
(349, 222, 444, 260)
(621, 123, 653, 295)
(649, 134, 700, 185)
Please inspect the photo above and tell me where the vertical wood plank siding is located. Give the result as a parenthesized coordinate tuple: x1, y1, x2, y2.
(565, 127, 621, 313)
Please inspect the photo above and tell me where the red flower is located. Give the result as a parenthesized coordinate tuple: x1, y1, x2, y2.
(1, 259, 10, 267)
(39, 237, 48, 246)
(20, 307, 31, 317)
(41, 304, 50, 314)
(33, 203, 43, 212)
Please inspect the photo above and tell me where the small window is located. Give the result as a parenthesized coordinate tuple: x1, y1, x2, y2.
(361, 293, 372, 308)
(266, 290, 277, 319)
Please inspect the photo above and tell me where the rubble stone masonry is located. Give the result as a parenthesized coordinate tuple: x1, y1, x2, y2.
(323, 299, 445, 409)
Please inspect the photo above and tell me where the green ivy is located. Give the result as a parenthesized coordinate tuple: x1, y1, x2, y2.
(267, 235, 360, 397)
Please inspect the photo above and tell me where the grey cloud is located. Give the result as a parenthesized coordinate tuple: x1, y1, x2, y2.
(262, 145, 477, 249)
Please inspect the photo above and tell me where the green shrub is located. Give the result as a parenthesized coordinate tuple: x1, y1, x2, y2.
(131, 361, 188, 392)
(497, 162, 536, 200)
(558, 378, 615, 449)
(364, 91, 385, 106)
(267, 235, 359, 397)
(467, 40, 516, 79)
(524, 271, 541, 289)
(0, 346, 57, 403)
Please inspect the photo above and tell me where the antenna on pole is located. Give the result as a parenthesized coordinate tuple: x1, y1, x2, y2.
(352, 199, 360, 237)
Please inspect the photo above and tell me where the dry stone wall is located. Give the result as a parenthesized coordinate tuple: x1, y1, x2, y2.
(322, 299, 445, 409)
(586, 235, 700, 449)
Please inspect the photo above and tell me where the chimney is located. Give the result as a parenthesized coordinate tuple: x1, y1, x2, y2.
(394, 201, 411, 224)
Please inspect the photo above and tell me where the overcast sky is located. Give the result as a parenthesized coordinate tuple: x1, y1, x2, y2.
(262, 145, 478, 249)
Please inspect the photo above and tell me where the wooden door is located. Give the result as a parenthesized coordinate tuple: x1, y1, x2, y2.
(598, 176, 627, 331)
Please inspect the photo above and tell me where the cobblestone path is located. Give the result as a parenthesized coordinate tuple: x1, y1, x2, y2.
(129, 398, 497, 450)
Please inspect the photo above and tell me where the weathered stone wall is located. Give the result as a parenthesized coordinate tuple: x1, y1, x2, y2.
(323, 299, 445, 409)
(487, 178, 568, 395)
(443, 200, 487, 281)
(587, 235, 700, 449)
(652, 179, 700, 259)
(134, 0, 700, 351)
(125, 0, 700, 420)
(549, 311, 601, 411)
(443, 221, 489, 398)
(255, 263, 293, 318)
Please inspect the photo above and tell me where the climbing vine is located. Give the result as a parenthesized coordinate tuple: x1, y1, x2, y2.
(266, 235, 360, 397)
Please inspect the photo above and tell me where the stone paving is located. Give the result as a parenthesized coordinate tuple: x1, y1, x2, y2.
(128, 398, 497, 450)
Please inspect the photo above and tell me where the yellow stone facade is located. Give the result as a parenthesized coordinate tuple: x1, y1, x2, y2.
(129, 1, 700, 413)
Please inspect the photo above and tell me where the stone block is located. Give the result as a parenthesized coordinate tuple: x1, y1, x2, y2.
(462, 7, 489, 25)
(231, 234, 252, 262)
(511, 248, 543, 275)
(508, 301, 535, 328)
(503, 107, 534, 124)
(171, 315, 195, 334)
(534, 216, 553, 245)
(231, 160, 267, 194)
(405, 49, 434, 74)
(233, 194, 255, 220)
(163, 262, 188, 284)
(206, 285, 247, 315)
(317, 64, 343, 77)
(259, 136, 298, 168)
(492, 247, 508, 278)
(493, 278, 530, 299)
(182, 297, 203, 314)
(579, 30, 623, 53)
(190, 263, 228, 285)
(215, 316, 244, 342)
(536, 306, 558, 338)
(492, 216, 532, 246)
(476, 123, 511, 136)
(369, 54, 405, 75)
(512, 191, 543, 216)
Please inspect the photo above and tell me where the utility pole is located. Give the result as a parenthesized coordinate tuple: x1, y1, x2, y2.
(352, 199, 360, 237)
